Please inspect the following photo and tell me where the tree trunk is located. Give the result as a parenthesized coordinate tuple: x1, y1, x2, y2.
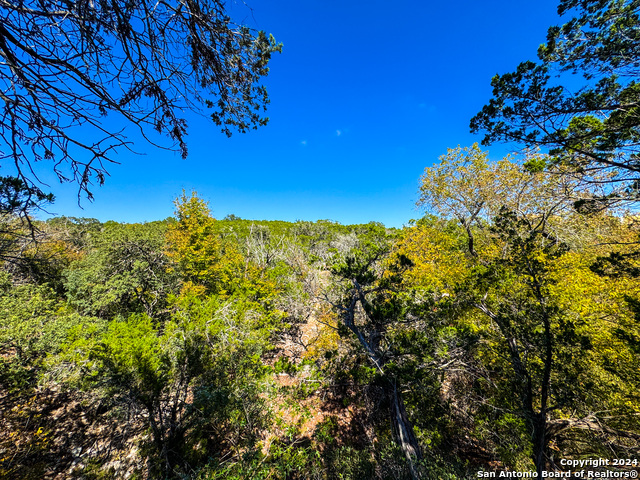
(531, 412, 548, 478)
(387, 381, 423, 480)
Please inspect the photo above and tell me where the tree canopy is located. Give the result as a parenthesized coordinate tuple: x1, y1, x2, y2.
(470, 0, 640, 200)
(0, 0, 281, 204)
(2, 1, 640, 478)
(1, 187, 639, 479)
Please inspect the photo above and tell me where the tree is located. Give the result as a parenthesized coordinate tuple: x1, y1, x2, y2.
(470, 0, 640, 200)
(417, 145, 591, 256)
(166, 191, 246, 295)
(64, 220, 179, 319)
(62, 293, 275, 478)
(418, 147, 640, 473)
(166, 191, 288, 306)
(0, 0, 281, 202)
(0, 272, 85, 388)
(462, 209, 640, 472)
(327, 224, 451, 480)
(0, 176, 53, 264)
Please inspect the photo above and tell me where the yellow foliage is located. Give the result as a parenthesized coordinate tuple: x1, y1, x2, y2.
(417, 145, 574, 225)
(302, 305, 341, 360)
(548, 251, 640, 324)
(165, 191, 246, 295)
(395, 221, 468, 292)
(165, 191, 285, 304)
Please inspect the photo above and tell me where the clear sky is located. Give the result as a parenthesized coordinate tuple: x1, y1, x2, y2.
(38, 0, 562, 228)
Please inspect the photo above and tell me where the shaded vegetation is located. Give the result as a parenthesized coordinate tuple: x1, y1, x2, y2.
(2, 1, 640, 478)
(1, 177, 638, 479)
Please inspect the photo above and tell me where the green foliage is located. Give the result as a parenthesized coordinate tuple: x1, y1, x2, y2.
(327, 222, 461, 479)
(417, 145, 640, 473)
(166, 192, 250, 296)
(0, 176, 55, 277)
(3, 176, 639, 479)
(64, 220, 178, 319)
(0, 273, 86, 388)
(60, 289, 278, 478)
(0, 176, 54, 216)
(197, 442, 323, 480)
(471, 0, 640, 196)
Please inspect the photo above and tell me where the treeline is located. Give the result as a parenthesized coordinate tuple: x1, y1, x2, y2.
(1, 147, 639, 479)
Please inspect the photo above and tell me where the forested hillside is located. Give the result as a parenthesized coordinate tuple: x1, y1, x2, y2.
(2, 0, 640, 478)
(1, 147, 639, 479)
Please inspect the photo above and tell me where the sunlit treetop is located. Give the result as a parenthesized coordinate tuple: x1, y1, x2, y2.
(470, 0, 640, 199)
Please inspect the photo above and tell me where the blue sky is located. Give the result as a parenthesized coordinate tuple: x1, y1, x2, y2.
(39, 0, 561, 228)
